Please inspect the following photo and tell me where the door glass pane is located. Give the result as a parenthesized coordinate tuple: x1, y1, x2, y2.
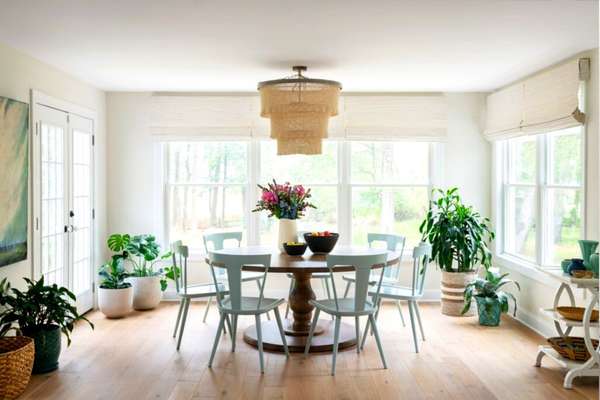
(72, 130, 92, 296)
(40, 123, 66, 286)
(505, 186, 536, 260)
(351, 186, 428, 247)
(547, 188, 582, 265)
(508, 137, 537, 184)
(350, 142, 429, 184)
(168, 185, 246, 251)
(549, 128, 582, 186)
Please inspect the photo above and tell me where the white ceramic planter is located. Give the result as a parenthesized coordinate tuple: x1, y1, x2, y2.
(277, 218, 298, 252)
(127, 276, 162, 310)
(440, 270, 476, 317)
(98, 286, 133, 318)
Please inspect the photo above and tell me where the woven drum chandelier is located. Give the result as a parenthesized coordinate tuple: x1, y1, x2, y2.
(258, 66, 341, 155)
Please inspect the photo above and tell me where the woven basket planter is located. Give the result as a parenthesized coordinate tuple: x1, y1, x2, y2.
(441, 271, 476, 316)
(0, 336, 35, 400)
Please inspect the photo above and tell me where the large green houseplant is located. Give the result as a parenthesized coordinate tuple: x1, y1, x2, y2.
(419, 188, 495, 316)
(462, 270, 520, 326)
(107, 234, 172, 310)
(0, 277, 93, 373)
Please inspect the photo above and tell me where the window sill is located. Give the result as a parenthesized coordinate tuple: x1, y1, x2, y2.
(495, 253, 560, 287)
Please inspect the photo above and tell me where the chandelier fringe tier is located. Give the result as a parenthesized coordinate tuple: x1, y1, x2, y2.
(258, 66, 341, 155)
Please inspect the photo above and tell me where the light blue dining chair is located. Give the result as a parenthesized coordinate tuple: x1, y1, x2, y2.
(203, 231, 270, 321)
(284, 230, 334, 319)
(304, 252, 388, 376)
(342, 233, 406, 325)
(362, 242, 432, 353)
(207, 251, 288, 373)
(171, 242, 232, 351)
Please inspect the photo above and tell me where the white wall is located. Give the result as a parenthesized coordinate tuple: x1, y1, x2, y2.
(106, 91, 490, 299)
(0, 42, 107, 289)
(496, 49, 599, 337)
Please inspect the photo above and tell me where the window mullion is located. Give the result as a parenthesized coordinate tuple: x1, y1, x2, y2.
(248, 140, 260, 245)
(537, 134, 547, 267)
(339, 141, 351, 245)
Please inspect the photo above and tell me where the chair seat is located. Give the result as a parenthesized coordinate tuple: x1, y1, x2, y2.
(342, 273, 397, 286)
(370, 284, 421, 300)
(309, 298, 376, 316)
(177, 283, 228, 298)
(286, 272, 331, 279)
(220, 296, 285, 315)
(241, 271, 265, 282)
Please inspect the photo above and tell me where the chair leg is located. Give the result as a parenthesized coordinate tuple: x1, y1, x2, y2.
(324, 277, 332, 300)
(304, 308, 321, 356)
(273, 307, 289, 357)
(368, 314, 387, 369)
(407, 301, 419, 353)
(331, 316, 342, 376)
(256, 279, 271, 320)
(285, 278, 294, 319)
(371, 297, 383, 336)
(231, 314, 239, 352)
(255, 314, 265, 374)
(208, 312, 226, 368)
(413, 301, 425, 341)
(360, 315, 370, 350)
(354, 316, 361, 354)
(396, 300, 406, 327)
(343, 280, 352, 298)
(172, 299, 184, 338)
(202, 296, 212, 323)
(176, 298, 191, 351)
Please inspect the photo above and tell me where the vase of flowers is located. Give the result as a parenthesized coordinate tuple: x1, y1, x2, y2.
(253, 180, 316, 252)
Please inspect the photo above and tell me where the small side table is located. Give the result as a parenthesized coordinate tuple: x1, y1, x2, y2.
(534, 268, 599, 389)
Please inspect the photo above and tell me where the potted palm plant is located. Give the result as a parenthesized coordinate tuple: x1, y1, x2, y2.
(0, 277, 93, 373)
(462, 270, 520, 326)
(0, 278, 35, 399)
(98, 257, 133, 318)
(419, 188, 495, 316)
(107, 234, 171, 310)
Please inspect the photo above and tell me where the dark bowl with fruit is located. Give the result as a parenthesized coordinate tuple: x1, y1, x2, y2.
(303, 232, 339, 254)
(283, 242, 308, 256)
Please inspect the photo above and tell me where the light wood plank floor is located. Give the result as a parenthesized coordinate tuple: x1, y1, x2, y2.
(21, 302, 598, 400)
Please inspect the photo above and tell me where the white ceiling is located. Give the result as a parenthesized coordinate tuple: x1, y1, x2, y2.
(0, 0, 597, 92)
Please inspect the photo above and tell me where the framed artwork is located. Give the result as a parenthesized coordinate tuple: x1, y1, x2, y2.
(0, 96, 29, 267)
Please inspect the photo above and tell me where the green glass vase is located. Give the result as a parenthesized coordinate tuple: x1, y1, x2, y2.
(578, 240, 599, 270)
(590, 253, 599, 278)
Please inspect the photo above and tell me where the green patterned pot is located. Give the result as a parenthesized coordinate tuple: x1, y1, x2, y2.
(579, 240, 599, 270)
(475, 296, 501, 326)
(23, 324, 62, 374)
(590, 253, 599, 278)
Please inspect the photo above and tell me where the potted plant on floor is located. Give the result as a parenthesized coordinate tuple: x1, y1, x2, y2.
(107, 233, 171, 310)
(0, 277, 93, 373)
(0, 278, 35, 399)
(462, 269, 520, 326)
(98, 256, 133, 318)
(419, 188, 495, 316)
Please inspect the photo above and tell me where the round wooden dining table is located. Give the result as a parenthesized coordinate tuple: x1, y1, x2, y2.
(207, 245, 400, 353)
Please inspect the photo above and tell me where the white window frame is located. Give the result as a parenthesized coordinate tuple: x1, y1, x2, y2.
(495, 128, 586, 270)
(162, 138, 442, 260)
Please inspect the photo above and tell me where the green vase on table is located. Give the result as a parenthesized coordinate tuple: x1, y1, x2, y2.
(578, 240, 599, 270)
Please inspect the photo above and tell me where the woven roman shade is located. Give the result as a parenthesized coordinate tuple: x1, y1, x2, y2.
(484, 58, 590, 141)
(342, 94, 448, 141)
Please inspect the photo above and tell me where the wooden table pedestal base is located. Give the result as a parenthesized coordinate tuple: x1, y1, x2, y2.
(243, 319, 357, 353)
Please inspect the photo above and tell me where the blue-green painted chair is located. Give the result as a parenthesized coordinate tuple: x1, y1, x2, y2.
(203, 231, 269, 321)
(284, 230, 334, 319)
(362, 242, 432, 353)
(171, 242, 232, 351)
(342, 233, 406, 325)
(207, 251, 288, 373)
(304, 252, 388, 376)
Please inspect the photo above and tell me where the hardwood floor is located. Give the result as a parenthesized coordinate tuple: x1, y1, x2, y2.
(21, 302, 598, 400)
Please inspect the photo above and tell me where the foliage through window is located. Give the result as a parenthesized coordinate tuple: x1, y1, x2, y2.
(501, 127, 583, 267)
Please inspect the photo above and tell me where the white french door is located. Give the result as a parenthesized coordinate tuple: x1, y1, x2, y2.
(33, 102, 95, 314)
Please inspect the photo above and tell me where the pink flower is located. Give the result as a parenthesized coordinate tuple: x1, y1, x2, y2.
(261, 190, 278, 204)
(293, 185, 305, 196)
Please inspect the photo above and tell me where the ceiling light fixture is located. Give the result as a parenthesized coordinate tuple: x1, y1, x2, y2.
(258, 66, 341, 155)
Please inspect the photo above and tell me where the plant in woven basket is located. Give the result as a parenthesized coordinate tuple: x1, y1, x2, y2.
(462, 270, 520, 326)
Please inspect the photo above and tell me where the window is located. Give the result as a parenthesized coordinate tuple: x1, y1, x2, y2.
(500, 127, 584, 267)
(165, 140, 435, 254)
